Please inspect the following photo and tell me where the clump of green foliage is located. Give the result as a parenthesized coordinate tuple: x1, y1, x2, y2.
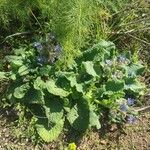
(0, 40, 146, 142)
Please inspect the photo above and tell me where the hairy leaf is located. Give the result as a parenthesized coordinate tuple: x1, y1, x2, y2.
(46, 79, 69, 97)
(34, 77, 46, 90)
(18, 65, 29, 76)
(0, 72, 7, 79)
(5, 55, 23, 67)
(24, 89, 44, 104)
(36, 119, 64, 142)
(89, 106, 101, 129)
(14, 83, 30, 99)
(44, 99, 64, 123)
(105, 80, 124, 92)
(82, 61, 98, 77)
(67, 102, 89, 131)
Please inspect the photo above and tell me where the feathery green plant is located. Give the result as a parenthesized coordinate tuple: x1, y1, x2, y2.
(0, 0, 149, 66)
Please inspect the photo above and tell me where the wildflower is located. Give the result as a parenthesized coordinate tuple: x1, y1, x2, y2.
(37, 56, 46, 65)
(118, 55, 126, 63)
(48, 32, 56, 40)
(112, 71, 123, 79)
(54, 44, 62, 53)
(127, 115, 136, 124)
(127, 98, 135, 106)
(105, 59, 113, 66)
(53, 44, 63, 58)
(118, 55, 130, 64)
(33, 42, 43, 51)
(120, 103, 128, 112)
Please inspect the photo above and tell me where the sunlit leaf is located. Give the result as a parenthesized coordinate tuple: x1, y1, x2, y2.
(46, 79, 69, 97)
(14, 83, 30, 99)
(36, 119, 64, 142)
(82, 61, 98, 77)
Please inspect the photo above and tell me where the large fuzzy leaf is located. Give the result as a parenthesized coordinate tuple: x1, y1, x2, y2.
(39, 65, 51, 76)
(34, 77, 46, 90)
(125, 78, 146, 93)
(124, 63, 145, 77)
(44, 99, 64, 123)
(5, 55, 23, 67)
(18, 65, 29, 76)
(65, 74, 83, 93)
(89, 106, 101, 129)
(23, 89, 44, 104)
(105, 80, 124, 92)
(0, 72, 7, 80)
(36, 119, 64, 142)
(82, 61, 98, 77)
(67, 102, 89, 131)
(14, 83, 30, 99)
(46, 79, 69, 97)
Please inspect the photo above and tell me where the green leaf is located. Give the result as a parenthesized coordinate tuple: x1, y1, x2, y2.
(98, 40, 115, 50)
(46, 79, 69, 97)
(66, 75, 83, 93)
(39, 65, 51, 76)
(23, 89, 44, 104)
(18, 65, 29, 76)
(67, 102, 89, 131)
(6, 55, 23, 67)
(105, 80, 124, 92)
(89, 106, 101, 129)
(44, 99, 64, 123)
(13, 48, 26, 56)
(34, 77, 46, 90)
(125, 78, 145, 93)
(82, 61, 98, 77)
(36, 119, 64, 142)
(0, 72, 7, 79)
(14, 83, 30, 99)
(124, 63, 145, 76)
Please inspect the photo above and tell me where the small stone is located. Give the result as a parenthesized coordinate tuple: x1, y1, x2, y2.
(100, 140, 107, 145)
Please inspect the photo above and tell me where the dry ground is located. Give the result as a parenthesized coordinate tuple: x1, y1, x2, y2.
(0, 105, 149, 150)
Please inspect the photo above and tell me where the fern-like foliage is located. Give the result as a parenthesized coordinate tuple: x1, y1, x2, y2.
(0, 0, 149, 66)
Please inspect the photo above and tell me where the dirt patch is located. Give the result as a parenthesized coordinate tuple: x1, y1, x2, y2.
(0, 107, 149, 150)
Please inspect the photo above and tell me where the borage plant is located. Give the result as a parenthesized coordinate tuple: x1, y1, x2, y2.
(0, 40, 146, 142)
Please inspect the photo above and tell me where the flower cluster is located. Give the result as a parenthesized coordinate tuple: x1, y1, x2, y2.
(105, 59, 113, 66)
(37, 56, 46, 66)
(119, 97, 136, 124)
(33, 33, 63, 65)
(127, 98, 135, 106)
(127, 115, 136, 124)
(117, 55, 130, 64)
(33, 42, 43, 52)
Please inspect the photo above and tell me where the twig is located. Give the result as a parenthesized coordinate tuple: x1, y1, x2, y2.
(107, 27, 150, 35)
(1, 31, 32, 44)
(135, 105, 150, 112)
(119, 17, 150, 27)
(128, 34, 150, 45)
(29, 7, 45, 34)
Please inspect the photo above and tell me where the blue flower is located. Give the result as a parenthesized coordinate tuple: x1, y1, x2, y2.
(37, 56, 46, 65)
(33, 42, 43, 51)
(127, 115, 136, 124)
(118, 55, 127, 63)
(120, 103, 127, 112)
(127, 98, 135, 106)
(54, 44, 62, 53)
(48, 32, 56, 41)
(105, 59, 113, 66)
(53, 45, 62, 58)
